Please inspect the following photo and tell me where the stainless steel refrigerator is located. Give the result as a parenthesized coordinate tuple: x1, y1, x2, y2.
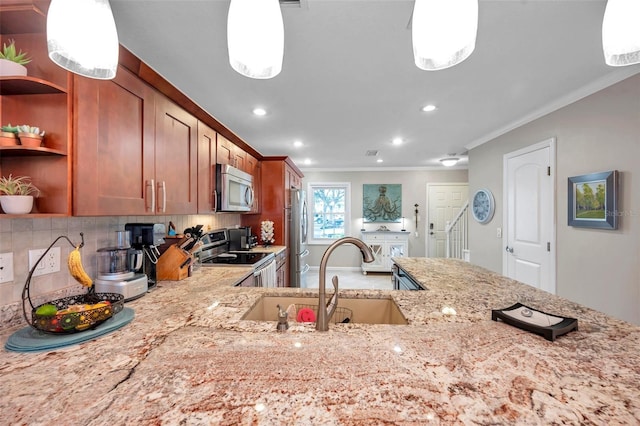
(289, 188, 309, 287)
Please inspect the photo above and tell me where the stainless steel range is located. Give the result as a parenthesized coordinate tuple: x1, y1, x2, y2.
(197, 229, 276, 287)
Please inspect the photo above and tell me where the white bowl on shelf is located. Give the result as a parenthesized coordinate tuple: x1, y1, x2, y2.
(0, 195, 34, 214)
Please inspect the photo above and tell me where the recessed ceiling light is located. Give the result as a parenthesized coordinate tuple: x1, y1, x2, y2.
(376, 158, 384, 163)
(392, 137, 403, 146)
(303, 158, 311, 165)
(252, 107, 267, 116)
(293, 140, 303, 148)
(422, 104, 437, 112)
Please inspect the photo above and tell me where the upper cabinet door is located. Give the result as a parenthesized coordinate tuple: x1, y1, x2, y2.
(154, 95, 198, 214)
(74, 66, 156, 216)
(217, 134, 246, 170)
(197, 121, 217, 213)
(246, 153, 260, 213)
(217, 135, 233, 166)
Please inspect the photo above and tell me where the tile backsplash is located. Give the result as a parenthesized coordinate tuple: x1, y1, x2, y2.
(0, 214, 240, 330)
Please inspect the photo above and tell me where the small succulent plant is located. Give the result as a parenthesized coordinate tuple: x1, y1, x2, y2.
(16, 125, 45, 137)
(0, 174, 40, 197)
(2, 124, 45, 137)
(0, 39, 31, 65)
(1, 124, 18, 136)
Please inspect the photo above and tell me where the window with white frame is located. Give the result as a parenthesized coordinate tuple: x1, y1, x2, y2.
(308, 182, 350, 243)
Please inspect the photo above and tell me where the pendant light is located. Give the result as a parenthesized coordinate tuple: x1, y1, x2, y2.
(47, 0, 119, 80)
(227, 0, 284, 79)
(412, 0, 478, 71)
(602, 0, 640, 66)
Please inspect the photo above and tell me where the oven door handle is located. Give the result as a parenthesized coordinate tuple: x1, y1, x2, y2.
(254, 258, 276, 275)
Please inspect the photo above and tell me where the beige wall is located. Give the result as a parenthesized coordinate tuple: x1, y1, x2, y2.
(301, 169, 468, 267)
(469, 73, 640, 325)
(0, 213, 240, 329)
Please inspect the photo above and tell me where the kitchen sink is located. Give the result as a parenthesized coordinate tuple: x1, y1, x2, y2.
(241, 295, 408, 325)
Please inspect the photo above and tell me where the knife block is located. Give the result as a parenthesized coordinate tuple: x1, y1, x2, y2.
(156, 244, 191, 281)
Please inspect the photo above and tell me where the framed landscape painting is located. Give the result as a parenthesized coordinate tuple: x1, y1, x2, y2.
(567, 170, 618, 229)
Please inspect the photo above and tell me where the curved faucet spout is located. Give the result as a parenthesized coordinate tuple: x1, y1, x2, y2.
(316, 237, 375, 331)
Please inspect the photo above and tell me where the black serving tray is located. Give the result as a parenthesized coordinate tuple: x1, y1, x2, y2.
(491, 303, 578, 342)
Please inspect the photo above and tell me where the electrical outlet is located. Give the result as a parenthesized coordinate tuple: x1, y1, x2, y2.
(29, 247, 61, 277)
(496, 228, 502, 238)
(0, 252, 14, 283)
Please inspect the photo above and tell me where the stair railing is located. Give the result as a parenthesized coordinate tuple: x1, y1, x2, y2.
(445, 201, 469, 260)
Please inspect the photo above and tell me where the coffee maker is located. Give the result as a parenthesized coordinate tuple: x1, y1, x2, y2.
(228, 226, 257, 251)
(94, 230, 148, 301)
(125, 223, 165, 289)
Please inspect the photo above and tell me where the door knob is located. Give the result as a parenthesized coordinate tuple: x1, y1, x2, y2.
(505, 246, 514, 253)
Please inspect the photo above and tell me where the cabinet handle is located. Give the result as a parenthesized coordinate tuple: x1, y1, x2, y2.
(148, 179, 155, 213)
(160, 180, 166, 213)
(212, 189, 218, 212)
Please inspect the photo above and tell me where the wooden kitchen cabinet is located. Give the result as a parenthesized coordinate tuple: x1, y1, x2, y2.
(0, 30, 72, 216)
(154, 94, 198, 214)
(197, 121, 217, 213)
(246, 152, 260, 213)
(74, 66, 156, 215)
(286, 165, 302, 190)
(217, 134, 245, 170)
(275, 248, 288, 287)
(218, 135, 261, 213)
(241, 157, 303, 287)
(74, 68, 197, 215)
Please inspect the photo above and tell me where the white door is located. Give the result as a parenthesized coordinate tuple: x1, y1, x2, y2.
(427, 184, 469, 257)
(503, 139, 555, 294)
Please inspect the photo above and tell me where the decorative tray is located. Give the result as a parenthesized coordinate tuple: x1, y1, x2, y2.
(491, 303, 578, 341)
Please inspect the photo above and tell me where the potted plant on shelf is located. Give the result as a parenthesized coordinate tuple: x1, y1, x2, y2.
(16, 125, 45, 147)
(0, 174, 41, 214)
(0, 39, 31, 77)
(0, 124, 19, 146)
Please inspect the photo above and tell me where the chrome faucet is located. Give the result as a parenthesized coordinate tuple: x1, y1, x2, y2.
(316, 237, 375, 331)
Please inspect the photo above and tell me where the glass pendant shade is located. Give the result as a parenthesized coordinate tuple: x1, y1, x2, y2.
(602, 0, 640, 66)
(47, 0, 119, 80)
(412, 0, 478, 71)
(227, 0, 284, 79)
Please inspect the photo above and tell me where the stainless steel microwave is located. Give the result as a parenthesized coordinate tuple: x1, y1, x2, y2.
(216, 164, 254, 212)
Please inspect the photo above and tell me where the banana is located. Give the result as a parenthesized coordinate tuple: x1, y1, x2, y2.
(68, 246, 93, 288)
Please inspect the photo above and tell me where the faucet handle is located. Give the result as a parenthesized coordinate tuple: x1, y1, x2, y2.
(325, 275, 339, 321)
(277, 304, 288, 319)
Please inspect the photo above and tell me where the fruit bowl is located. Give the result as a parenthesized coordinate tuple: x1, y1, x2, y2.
(31, 293, 125, 334)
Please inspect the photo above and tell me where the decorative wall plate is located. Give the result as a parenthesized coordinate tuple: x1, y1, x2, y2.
(491, 303, 578, 341)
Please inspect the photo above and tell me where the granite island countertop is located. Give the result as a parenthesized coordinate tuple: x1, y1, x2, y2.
(1, 258, 639, 425)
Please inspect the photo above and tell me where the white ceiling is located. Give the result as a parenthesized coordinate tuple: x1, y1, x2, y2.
(110, 0, 640, 170)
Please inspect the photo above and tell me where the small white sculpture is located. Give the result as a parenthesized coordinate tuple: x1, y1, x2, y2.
(261, 220, 275, 246)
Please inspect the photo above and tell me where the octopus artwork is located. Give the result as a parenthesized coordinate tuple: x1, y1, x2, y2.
(363, 184, 402, 222)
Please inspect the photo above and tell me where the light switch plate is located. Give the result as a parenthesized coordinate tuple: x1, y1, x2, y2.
(0, 252, 14, 283)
